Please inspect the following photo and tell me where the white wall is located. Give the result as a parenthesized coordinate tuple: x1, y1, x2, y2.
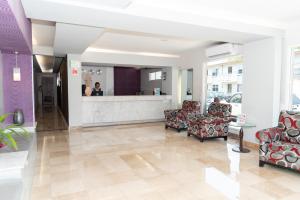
(67, 54, 82, 127)
(242, 37, 282, 143)
(178, 47, 207, 110)
(0, 52, 3, 115)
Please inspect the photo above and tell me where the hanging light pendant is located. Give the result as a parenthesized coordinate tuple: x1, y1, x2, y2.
(13, 52, 21, 81)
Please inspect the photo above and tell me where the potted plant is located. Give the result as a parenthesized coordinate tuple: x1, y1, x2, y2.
(0, 113, 29, 150)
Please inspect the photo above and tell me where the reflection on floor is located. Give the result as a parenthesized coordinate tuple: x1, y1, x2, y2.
(35, 106, 68, 132)
(31, 122, 300, 200)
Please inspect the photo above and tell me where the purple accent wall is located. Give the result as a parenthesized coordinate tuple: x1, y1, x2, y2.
(0, 0, 34, 125)
(3, 53, 34, 125)
(0, 0, 31, 53)
(114, 67, 141, 96)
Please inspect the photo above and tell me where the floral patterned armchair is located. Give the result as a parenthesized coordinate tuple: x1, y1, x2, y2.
(164, 100, 201, 132)
(256, 111, 300, 171)
(187, 102, 232, 142)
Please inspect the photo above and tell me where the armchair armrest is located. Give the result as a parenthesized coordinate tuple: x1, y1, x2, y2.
(164, 109, 181, 120)
(256, 127, 283, 144)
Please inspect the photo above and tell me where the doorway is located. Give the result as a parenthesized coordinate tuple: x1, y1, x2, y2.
(179, 68, 193, 104)
(33, 55, 69, 132)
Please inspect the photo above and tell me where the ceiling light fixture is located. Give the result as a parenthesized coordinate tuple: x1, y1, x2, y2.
(86, 47, 180, 58)
(13, 52, 21, 82)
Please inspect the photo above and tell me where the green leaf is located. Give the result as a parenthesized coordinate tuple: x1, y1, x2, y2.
(0, 114, 10, 123)
(3, 132, 17, 150)
(6, 124, 30, 137)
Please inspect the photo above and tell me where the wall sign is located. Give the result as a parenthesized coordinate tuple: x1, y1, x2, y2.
(70, 60, 80, 76)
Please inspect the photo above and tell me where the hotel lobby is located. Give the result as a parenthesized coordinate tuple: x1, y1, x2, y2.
(1, 0, 300, 200)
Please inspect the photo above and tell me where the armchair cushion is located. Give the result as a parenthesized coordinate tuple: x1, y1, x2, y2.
(259, 141, 300, 170)
(187, 103, 232, 140)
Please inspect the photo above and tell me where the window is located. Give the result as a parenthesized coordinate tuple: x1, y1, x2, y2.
(291, 48, 300, 111)
(149, 72, 155, 81)
(149, 71, 162, 81)
(212, 69, 218, 76)
(212, 85, 219, 92)
(227, 84, 232, 93)
(228, 66, 232, 74)
(155, 71, 162, 80)
(206, 56, 243, 116)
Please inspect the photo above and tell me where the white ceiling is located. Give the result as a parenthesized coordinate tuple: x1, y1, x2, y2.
(54, 23, 104, 56)
(128, 0, 300, 28)
(91, 30, 214, 54)
(25, 0, 295, 56)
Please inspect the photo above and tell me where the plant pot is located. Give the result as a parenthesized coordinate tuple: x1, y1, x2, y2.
(0, 142, 5, 149)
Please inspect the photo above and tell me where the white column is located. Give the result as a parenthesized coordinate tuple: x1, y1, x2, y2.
(172, 67, 179, 108)
(242, 37, 282, 143)
(67, 54, 82, 127)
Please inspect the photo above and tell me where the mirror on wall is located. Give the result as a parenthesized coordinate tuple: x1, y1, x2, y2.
(180, 68, 193, 103)
(81, 63, 172, 96)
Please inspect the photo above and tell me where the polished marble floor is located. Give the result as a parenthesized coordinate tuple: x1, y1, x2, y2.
(36, 106, 68, 132)
(31, 123, 300, 200)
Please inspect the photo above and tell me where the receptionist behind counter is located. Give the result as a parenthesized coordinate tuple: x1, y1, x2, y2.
(91, 82, 103, 96)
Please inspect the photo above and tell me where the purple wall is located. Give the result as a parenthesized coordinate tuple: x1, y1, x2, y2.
(2, 53, 34, 125)
(114, 67, 141, 96)
(0, 0, 34, 125)
(0, 0, 31, 54)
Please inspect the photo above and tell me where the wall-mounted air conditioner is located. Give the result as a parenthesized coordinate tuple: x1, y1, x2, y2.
(205, 43, 242, 59)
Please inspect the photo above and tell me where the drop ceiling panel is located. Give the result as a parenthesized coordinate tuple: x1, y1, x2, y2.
(53, 23, 104, 56)
(91, 30, 213, 54)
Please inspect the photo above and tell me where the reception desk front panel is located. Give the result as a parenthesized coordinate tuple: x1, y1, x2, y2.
(82, 96, 173, 126)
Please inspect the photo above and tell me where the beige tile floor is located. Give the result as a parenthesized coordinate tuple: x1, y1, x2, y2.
(35, 106, 68, 132)
(31, 122, 300, 200)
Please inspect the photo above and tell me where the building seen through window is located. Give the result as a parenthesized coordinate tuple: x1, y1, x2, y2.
(206, 56, 243, 116)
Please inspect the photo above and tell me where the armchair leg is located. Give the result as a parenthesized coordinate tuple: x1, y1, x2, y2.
(165, 125, 168, 129)
(224, 136, 228, 141)
(177, 129, 181, 133)
(259, 160, 265, 167)
(187, 132, 191, 137)
(200, 138, 204, 142)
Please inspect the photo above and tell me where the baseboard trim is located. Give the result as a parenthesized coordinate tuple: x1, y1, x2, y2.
(229, 132, 259, 150)
(244, 140, 259, 150)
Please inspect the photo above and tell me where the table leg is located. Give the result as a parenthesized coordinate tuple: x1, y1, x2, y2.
(232, 127, 250, 153)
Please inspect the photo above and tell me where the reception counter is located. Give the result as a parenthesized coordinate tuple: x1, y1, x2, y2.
(82, 95, 173, 126)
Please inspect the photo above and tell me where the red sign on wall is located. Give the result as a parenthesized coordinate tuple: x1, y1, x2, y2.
(72, 67, 78, 76)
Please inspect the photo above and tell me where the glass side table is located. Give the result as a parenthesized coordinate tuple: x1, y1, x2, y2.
(230, 122, 256, 153)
